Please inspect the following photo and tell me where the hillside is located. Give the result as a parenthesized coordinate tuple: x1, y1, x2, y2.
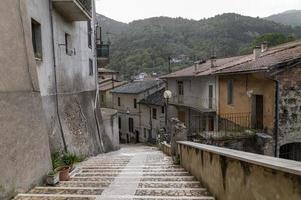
(266, 10, 301, 27)
(96, 13, 301, 79)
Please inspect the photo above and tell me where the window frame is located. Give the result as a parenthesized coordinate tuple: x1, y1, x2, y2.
(87, 20, 92, 48)
(31, 18, 42, 60)
(89, 58, 93, 76)
(65, 32, 72, 56)
(152, 108, 157, 120)
(177, 81, 184, 95)
(227, 79, 234, 105)
(134, 98, 137, 109)
(128, 117, 134, 133)
(118, 97, 121, 106)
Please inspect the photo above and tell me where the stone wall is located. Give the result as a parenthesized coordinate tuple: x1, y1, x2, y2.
(101, 108, 120, 151)
(274, 64, 301, 152)
(178, 141, 301, 200)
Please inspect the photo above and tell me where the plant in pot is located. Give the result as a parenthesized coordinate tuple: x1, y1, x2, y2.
(62, 152, 85, 172)
(56, 165, 71, 181)
(52, 152, 70, 181)
(46, 170, 59, 186)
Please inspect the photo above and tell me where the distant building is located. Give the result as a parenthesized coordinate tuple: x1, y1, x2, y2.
(163, 41, 301, 160)
(111, 80, 165, 143)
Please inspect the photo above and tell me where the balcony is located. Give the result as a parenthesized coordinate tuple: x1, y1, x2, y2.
(52, 0, 92, 21)
(169, 95, 216, 112)
(97, 44, 110, 67)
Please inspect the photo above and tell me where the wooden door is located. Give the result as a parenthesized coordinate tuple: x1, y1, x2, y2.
(251, 95, 263, 130)
(178, 111, 186, 124)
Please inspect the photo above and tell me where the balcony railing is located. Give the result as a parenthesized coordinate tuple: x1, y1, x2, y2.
(76, 0, 92, 15)
(188, 112, 268, 140)
(97, 44, 110, 59)
(52, 0, 92, 21)
(169, 95, 216, 112)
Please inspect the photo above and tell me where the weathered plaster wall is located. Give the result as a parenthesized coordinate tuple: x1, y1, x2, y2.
(274, 64, 301, 150)
(0, 1, 52, 199)
(178, 142, 301, 200)
(101, 108, 120, 151)
(219, 73, 276, 132)
(0, 93, 52, 200)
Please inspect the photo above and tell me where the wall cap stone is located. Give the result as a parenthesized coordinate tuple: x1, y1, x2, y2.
(177, 141, 301, 176)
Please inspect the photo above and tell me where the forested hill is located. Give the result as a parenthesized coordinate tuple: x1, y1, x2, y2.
(265, 10, 301, 27)
(96, 13, 301, 79)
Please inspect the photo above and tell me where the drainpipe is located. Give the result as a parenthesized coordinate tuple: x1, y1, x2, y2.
(274, 80, 280, 157)
(49, 0, 67, 152)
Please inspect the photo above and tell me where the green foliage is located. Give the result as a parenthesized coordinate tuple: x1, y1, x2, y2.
(265, 10, 301, 27)
(239, 33, 295, 54)
(97, 13, 301, 79)
(51, 152, 85, 169)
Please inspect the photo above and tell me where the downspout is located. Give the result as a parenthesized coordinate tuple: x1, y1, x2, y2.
(274, 80, 279, 157)
(91, 0, 105, 152)
(49, 0, 67, 152)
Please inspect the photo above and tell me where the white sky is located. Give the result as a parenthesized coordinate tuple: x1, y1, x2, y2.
(95, 0, 301, 23)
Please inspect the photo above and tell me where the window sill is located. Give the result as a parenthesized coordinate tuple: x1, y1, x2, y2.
(35, 57, 43, 62)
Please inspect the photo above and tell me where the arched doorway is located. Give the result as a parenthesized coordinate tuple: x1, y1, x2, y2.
(279, 143, 301, 161)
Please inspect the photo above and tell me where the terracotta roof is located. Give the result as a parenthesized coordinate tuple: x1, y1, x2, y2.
(161, 40, 301, 78)
(99, 80, 127, 91)
(98, 68, 118, 74)
(110, 80, 165, 94)
(139, 88, 165, 106)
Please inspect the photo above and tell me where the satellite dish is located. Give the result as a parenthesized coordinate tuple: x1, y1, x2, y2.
(164, 90, 172, 99)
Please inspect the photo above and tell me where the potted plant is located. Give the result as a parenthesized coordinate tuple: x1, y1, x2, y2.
(46, 170, 59, 186)
(57, 166, 71, 181)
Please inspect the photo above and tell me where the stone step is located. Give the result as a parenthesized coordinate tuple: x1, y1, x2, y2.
(58, 181, 111, 188)
(141, 177, 197, 182)
(80, 169, 186, 172)
(28, 187, 103, 195)
(135, 188, 210, 197)
(138, 182, 202, 188)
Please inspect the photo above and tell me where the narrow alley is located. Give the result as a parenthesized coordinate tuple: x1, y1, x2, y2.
(14, 145, 214, 200)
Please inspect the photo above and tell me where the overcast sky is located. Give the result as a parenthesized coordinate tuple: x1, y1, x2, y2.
(95, 0, 301, 23)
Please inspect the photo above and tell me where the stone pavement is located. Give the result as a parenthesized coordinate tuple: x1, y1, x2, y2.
(14, 144, 215, 200)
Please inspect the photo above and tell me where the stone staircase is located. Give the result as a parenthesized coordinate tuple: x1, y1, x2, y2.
(14, 145, 215, 200)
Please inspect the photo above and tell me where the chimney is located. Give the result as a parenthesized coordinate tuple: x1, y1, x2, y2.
(261, 41, 268, 52)
(210, 56, 217, 68)
(253, 46, 261, 60)
(194, 61, 198, 72)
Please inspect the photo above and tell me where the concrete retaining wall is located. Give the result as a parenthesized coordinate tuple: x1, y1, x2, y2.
(178, 141, 301, 200)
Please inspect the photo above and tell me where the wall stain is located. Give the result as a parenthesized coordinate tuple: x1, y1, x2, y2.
(220, 156, 228, 190)
(239, 160, 251, 185)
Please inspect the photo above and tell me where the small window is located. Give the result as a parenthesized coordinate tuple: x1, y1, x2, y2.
(227, 80, 234, 105)
(144, 128, 147, 138)
(87, 21, 92, 48)
(134, 98, 137, 109)
(152, 108, 157, 120)
(161, 106, 165, 114)
(31, 19, 42, 59)
(101, 94, 104, 103)
(89, 59, 93, 76)
(118, 117, 121, 130)
(65, 33, 72, 56)
(177, 81, 184, 95)
(129, 118, 134, 132)
(118, 97, 121, 106)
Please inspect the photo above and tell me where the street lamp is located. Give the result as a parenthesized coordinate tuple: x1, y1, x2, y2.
(164, 90, 172, 143)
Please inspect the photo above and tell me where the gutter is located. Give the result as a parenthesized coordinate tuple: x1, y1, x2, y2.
(49, 0, 67, 152)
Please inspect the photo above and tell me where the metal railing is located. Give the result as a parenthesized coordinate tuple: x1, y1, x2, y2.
(169, 95, 216, 111)
(97, 44, 110, 58)
(188, 112, 267, 140)
(76, 0, 92, 15)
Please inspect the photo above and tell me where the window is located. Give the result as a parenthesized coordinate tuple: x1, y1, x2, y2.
(65, 33, 72, 55)
(31, 19, 42, 59)
(209, 85, 213, 109)
(101, 94, 104, 103)
(161, 106, 165, 114)
(134, 98, 137, 109)
(227, 80, 234, 105)
(152, 108, 157, 120)
(118, 97, 121, 106)
(87, 21, 92, 48)
(177, 81, 184, 95)
(129, 118, 134, 132)
(118, 117, 121, 130)
(144, 128, 147, 138)
(89, 59, 93, 76)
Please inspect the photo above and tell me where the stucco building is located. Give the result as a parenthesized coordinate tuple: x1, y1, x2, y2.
(0, 0, 118, 199)
(111, 80, 165, 143)
(163, 41, 301, 160)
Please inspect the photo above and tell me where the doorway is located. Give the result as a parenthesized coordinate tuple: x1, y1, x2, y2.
(178, 111, 186, 124)
(251, 95, 263, 130)
(135, 130, 139, 143)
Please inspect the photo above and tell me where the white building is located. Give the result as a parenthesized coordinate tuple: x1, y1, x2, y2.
(111, 80, 165, 143)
